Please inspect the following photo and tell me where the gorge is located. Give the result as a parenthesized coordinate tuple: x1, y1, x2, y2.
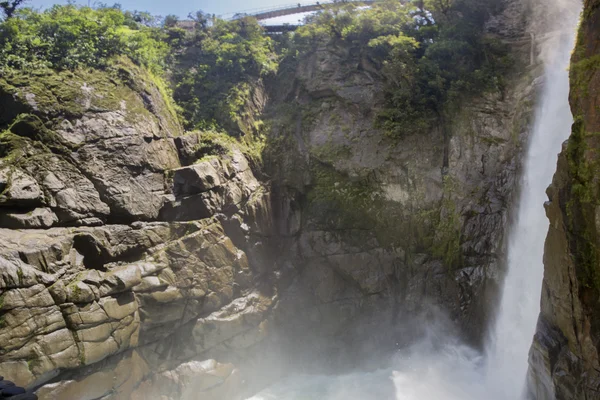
(0, 0, 597, 399)
(251, 0, 580, 398)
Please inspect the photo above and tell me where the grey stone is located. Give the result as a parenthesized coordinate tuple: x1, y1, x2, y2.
(0, 208, 58, 229)
(173, 161, 222, 197)
(0, 168, 42, 205)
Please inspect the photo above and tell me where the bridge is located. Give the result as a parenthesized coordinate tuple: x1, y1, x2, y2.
(174, 1, 378, 34)
(222, 0, 377, 33)
(225, 0, 376, 21)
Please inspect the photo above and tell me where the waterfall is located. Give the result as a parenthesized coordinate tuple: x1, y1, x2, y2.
(247, 1, 580, 399)
(482, 7, 579, 399)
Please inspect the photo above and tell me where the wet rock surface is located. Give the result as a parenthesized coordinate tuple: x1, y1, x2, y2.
(528, 1, 600, 398)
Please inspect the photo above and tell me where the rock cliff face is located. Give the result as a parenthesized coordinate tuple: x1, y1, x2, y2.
(0, 60, 280, 399)
(264, 0, 547, 359)
(528, 1, 600, 398)
(0, 0, 571, 398)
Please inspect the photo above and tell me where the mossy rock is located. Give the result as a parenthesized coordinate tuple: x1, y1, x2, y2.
(307, 163, 380, 230)
(563, 6, 600, 292)
(183, 129, 265, 169)
(0, 57, 182, 137)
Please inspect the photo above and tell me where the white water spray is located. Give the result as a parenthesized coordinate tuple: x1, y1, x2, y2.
(248, 2, 579, 399)
(482, 13, 579, 399)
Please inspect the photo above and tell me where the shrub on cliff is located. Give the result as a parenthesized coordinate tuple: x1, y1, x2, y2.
(0, 5, 169, 73)
(172, 17, 279, 133)
(0, 5, 278, 138)
(287, 0, 510, 137)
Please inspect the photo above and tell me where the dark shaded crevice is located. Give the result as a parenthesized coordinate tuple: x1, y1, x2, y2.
(0, 91, 28, 129)
(440, 115, 450, 176)
(0, 206, 39, 218)
(72, 233, 111, 271)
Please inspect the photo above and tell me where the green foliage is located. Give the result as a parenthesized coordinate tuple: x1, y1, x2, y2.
(0, 5, 169, 74)
(0, 0, 25, 19)
(563, 11, 600, 292)
(172, 17, 279, 132)
(384, 0, 510, 136)
(565, 116, 600, 290)
(288, 0, 510, 137)
(295, 1, 414, 47)
(0, 58, 180, 132)
(571, 54, 600, 96)
(183, 129, 265, 166)
(164, 14, 178, 28)
(308, 163, 382, 230)
(123, 10, 162, 27)
(193, 130, 238, 159)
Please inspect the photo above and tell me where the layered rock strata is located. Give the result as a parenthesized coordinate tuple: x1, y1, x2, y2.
(0, 60, 279, 399)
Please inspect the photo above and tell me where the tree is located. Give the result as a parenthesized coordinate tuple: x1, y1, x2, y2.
(0, 0, 26, 19)
(288, 0, 508, 137)
(125, 10, 162, 27)
(188, 10, 210, 30)
(425, 0, 454, 18)
(0, 5, 170, 72)
(172, 17, 279, 131)
(164, 14, 178, 28)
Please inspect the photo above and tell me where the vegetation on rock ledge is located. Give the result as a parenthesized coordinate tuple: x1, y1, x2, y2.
(0, 1, 511, 140)
(0, 5, 169, 72)
(171, 17, 279, 133)
(282, 0, 511, 137)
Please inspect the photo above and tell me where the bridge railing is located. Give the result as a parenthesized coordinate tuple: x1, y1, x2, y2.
(220, 0, 373, 20)
(220, 2, 331, 20)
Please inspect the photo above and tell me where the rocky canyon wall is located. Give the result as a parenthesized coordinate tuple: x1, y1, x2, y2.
(528, 0, 600, 398)
(0, 60, 283, 399)
(0, 0, 577, 398)
(264, 0, 562, 362)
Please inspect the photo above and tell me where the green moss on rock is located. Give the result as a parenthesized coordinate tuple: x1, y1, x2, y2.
(432, 177, 463, 269)
(563, 8, 600, 292)
(307, 163, 381, 230)
(305, 162, 448, 259)
(0, 57, 182, 137)
(565, 116, 600, 290)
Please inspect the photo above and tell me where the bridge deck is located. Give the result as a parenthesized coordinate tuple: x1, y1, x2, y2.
(226, 0, 376, 21)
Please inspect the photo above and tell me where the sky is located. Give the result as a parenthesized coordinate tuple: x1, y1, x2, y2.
(26, 0, 319, 19)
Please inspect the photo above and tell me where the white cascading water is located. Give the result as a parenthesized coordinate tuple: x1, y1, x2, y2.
(481, 7, 580, 397)
(248, 1, 579, 398)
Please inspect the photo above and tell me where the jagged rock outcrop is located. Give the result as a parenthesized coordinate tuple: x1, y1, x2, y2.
(0, 60, 182, 225)
(0, 60, 279, 399)
(528, 0, 600, 398)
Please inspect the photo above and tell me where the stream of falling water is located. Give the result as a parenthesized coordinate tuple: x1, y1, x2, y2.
(480, 17, 579, 400)
(248, 3, 579, 399)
